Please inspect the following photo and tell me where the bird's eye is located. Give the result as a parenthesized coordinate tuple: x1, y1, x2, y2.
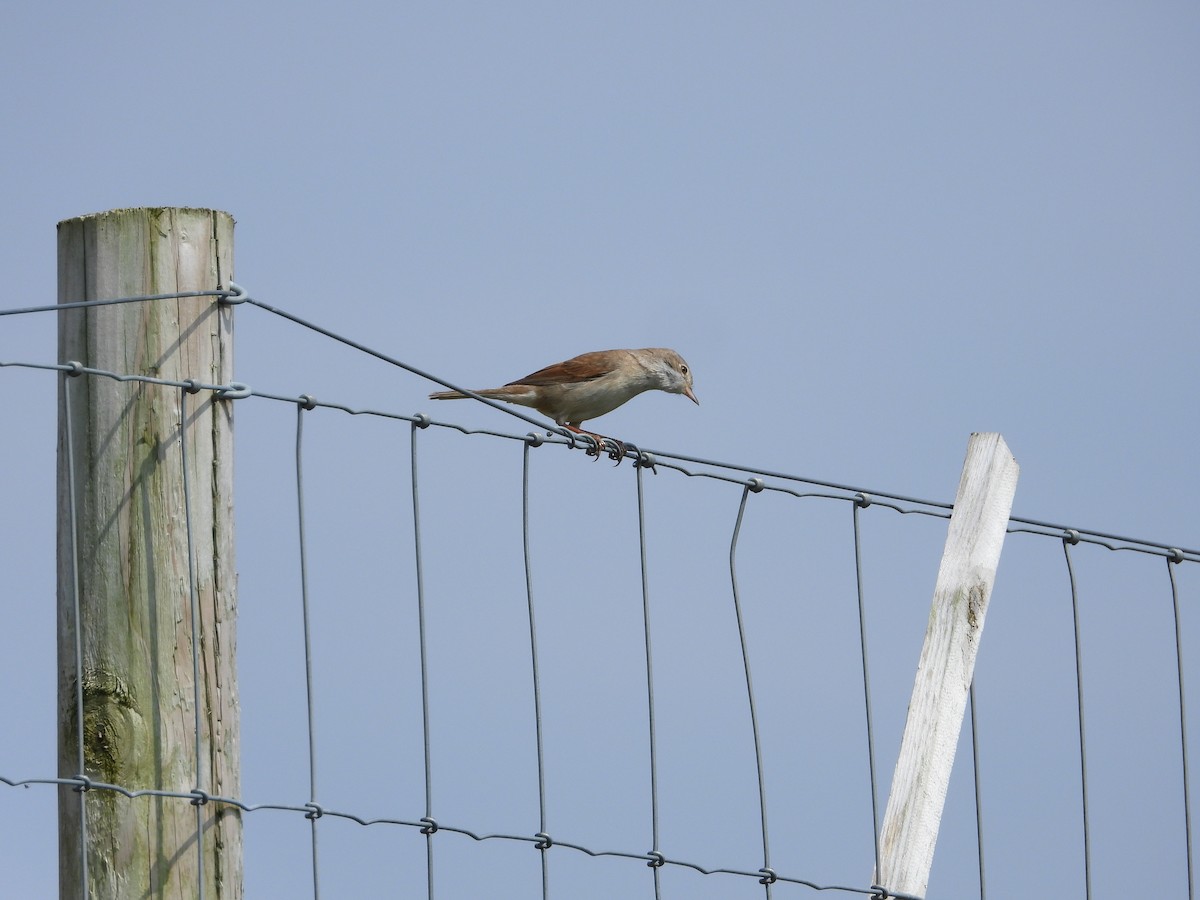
(680, 364, 688, 375)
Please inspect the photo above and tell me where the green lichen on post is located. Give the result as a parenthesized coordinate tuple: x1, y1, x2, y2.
(80, 668, 139, 783)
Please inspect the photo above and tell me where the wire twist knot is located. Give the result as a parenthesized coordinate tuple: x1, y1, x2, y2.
(216, 382, 251, 400)
(220, 282, 249, 305)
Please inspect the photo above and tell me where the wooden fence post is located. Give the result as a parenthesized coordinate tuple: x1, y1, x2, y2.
(876, 432, 1019, 897)
(56, 208, 241, 899)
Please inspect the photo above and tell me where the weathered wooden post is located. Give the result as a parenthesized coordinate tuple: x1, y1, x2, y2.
(56, 208, 241, 898)
(875, 432, 1019, 897)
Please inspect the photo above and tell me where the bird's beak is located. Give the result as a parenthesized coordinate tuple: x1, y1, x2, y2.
(684, 386, 699, 405)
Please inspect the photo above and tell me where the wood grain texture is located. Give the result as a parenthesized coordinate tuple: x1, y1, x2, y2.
(57, 208, 241, 899)
(876, 433, 1019, 897)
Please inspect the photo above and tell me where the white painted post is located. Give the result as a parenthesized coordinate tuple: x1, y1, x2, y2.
(875, 432, 1019, 897)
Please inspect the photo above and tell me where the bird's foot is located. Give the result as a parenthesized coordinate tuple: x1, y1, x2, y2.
(581, 434, 603, 459)
(574, 431, 626, 465)
(603, 437, 626, 463)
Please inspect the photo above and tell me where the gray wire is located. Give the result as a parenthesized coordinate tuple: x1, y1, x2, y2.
(969, 683, 987, 900)
(18, 359, 945, 899)
(179, 388, 207, 899)
(8, 357, 1199, 563)
(522, 441, 551, 899)
(634, 463, 663, 899)
(729, 483, 773, 898)
(62, 372, 90, 899)
(294, 405, 322, 899)
(410, 418, 436, 900)
(1168, 555, 1194, 899)
(7, 773, 924, 896)
(227, 290, 1196, 562)
(9, 279, 1200, 560)
(239, 295, 577, 442)
(0, 288, 232, 317)
(1062, 538, 1092, 900)
(8, 349, 1199, 900)
(851, 499, 881, 882)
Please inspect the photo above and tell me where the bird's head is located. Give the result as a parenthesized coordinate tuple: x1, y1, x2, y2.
(640, 348, 698, 405)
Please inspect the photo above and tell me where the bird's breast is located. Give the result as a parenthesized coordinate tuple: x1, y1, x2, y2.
(540, 375, 647, 422)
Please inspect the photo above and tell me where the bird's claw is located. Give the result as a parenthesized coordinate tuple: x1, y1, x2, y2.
(572, 431, 638, 467)
(579, 433, 625, 464)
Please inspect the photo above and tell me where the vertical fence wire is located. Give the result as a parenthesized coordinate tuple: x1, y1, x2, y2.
(1168, 553, 1194, 900)
(15, 319, 1200, 897)
(521, 441, 551, 898)
(1062, 535, 1092, 900)
(62, 371, 90, 899)
(633, 463, 663, 899)
(179, 387, 206, 899)
(294, 403, 322, 899)
(728, 481, 774, 897)
(409, 418, 436, 900)
(29, 353, 1200, 897)
(968, 683, 987, 900)
(850, 496, 881, 882)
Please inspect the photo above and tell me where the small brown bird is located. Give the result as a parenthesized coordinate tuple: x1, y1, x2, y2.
(429, 347, 698, 458)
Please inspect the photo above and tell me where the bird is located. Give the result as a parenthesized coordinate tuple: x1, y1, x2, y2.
(429, 348, 698, 460)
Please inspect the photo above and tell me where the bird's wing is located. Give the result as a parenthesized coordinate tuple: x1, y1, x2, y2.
(507, 351, 618, 387)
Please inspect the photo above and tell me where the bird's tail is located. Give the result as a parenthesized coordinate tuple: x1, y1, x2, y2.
(428, 387, 519, 400)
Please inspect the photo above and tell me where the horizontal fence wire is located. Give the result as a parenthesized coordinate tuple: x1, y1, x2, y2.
(7, 357, 1194, 899)
(2, 286, 1196, 900)
(3, 357, 1196, 566)
(0, 775, 920, 898)
(4, 283, 1197, 560)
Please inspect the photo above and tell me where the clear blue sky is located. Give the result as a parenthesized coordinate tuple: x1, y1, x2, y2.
(1, 4, 1198, 898)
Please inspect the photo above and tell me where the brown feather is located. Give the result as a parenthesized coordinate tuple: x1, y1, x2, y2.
(507, 350, 619, 387)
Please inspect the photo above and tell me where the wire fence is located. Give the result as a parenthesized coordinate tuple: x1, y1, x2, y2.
(1, 287, 1196, 899)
